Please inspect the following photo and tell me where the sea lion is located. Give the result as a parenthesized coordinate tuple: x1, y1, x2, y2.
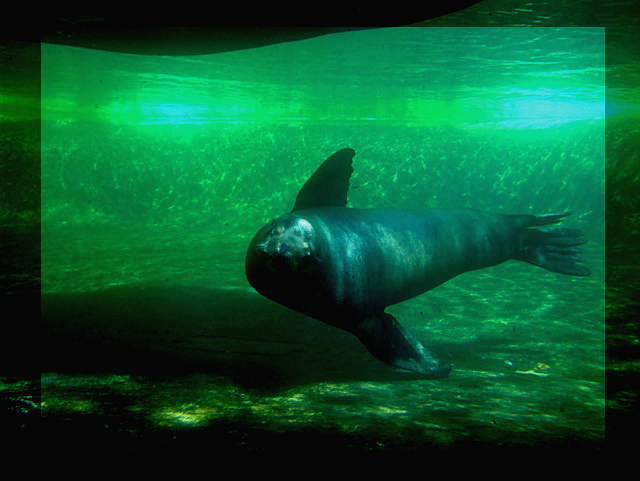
(245, 148, 590, 377)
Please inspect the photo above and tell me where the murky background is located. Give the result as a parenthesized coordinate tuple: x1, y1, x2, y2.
(35, 28, 606, 451)
(4, 12, 638, 452)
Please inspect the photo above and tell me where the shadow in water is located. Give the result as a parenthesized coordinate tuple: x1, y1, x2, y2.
(41, 283, 437, 392)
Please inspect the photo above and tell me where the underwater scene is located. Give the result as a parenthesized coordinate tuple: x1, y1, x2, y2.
(9, 26, 613, 451)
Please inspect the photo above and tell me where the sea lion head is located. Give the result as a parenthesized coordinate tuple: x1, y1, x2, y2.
(249, 215, 320, 275)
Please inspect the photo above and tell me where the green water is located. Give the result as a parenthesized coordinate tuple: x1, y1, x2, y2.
(4, 26, 618, 452)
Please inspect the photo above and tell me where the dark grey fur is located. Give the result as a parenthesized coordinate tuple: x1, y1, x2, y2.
(245, 148, 589, 377)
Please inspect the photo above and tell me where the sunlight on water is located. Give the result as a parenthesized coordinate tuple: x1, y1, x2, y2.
(40, 28, 607, 129)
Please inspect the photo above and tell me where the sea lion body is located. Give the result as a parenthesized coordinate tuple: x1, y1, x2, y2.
(245, 149, 590, 377)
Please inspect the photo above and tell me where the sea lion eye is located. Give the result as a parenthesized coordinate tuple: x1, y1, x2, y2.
(270, 225, 282, 236)
(305, 247, 312, 256)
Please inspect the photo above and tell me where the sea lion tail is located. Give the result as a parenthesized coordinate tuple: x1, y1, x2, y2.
(510, 212, 591, 276)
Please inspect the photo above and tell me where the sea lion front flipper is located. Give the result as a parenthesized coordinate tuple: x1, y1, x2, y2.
(292, 148, 355, 212)
(354, 313, 451, 378)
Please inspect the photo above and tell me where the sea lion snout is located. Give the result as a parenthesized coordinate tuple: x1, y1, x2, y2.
(254, 216, 318, 272)
(278, 241, 292, 255)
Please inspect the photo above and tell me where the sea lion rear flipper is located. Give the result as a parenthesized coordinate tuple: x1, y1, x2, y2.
(354, 313, 451, 378)
(509, 212, 591, 276)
